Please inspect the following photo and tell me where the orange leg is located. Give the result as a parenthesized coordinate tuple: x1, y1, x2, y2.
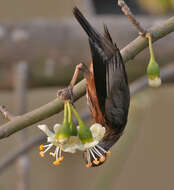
(57, 63, 89, 102)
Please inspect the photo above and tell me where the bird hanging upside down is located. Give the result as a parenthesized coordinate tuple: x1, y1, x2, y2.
(58, 7, 130, 167)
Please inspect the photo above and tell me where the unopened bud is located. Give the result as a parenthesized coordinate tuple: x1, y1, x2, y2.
(146, 33, 161, 88)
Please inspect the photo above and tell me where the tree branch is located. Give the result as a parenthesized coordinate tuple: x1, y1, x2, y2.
(121, 16, 174, 62)
(0, 80, 86, 139)
(0, 16, 174, 140)
(1, 63, 174, 172)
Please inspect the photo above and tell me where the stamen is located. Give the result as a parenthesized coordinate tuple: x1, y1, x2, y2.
(39, 144, 51, 151)
(40, 151, 45, 157)
(43, 144, 51, 148)
(93, 159, 100, 165)
(59, 148, 62, 158)
(39, 144, 53, 158)
(55, 147, 59, 161)
(89, 149, 97, 160)
(99, 156, 106, 163)
(52, 147, 64, 166)
(58, 156, 64, 162)
(96, 144, 106, 153)
(106, 151, 111, 156)
(92, 147, 106, 163)
(93, 147, 102, 157)
(86, 162, 92, 168)
(96, 145, 110, 156)
(43, 144, 53, 153)
(86, 150, 91, 164)
(39, 144, 44, 151)
(89, 149, 100, 165)
(49, 152, 56, 158)
(58, 148, 64, 162)
(53, 159, 60, 166)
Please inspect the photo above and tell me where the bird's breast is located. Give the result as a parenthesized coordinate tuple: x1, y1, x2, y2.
(85, 61, 106, 126)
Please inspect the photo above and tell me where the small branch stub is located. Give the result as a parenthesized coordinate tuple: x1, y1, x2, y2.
(0, 105, 15, 120)
(118, 0, 147, 36)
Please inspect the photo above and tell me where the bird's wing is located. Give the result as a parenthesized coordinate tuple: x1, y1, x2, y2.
(73, 7, 116, 115)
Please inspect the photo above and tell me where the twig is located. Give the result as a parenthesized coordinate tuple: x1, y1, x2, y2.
(0, 16, 174, 140)
(0, 105, 15, 120)
(121, 16, 174, 62)
(118, 0, 147, 36)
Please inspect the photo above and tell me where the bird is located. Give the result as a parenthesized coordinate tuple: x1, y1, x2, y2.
(58, 7, 130, 167)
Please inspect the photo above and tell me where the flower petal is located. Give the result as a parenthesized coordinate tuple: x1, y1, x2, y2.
(62, 144, 77, 153)
(53, 123, 61, 133)
(90, 123, 105, 141)
(37, 124, 54, 137)
(47, 136, 55, 143)
(148, 77, 161, 87)
(83, 140, 99, 149)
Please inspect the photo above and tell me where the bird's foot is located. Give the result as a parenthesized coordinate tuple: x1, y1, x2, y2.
(57, 85, 74, 103)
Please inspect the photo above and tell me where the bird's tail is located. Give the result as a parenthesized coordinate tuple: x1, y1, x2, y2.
(73, 7, 101, 43)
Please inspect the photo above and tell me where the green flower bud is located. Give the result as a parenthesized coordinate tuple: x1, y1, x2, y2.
(146, 33, 161, 87)
(147, 58, 160, 79)
(56, 102, 71, 144)
(70, 104, 93, 144)
(67, 101, 78, 136)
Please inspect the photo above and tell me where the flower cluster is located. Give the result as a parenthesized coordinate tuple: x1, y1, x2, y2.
(37, 101, 110, 167)
(146, 33, 161, 88)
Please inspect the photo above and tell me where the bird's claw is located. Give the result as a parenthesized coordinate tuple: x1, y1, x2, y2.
(57, 85, 74, 103)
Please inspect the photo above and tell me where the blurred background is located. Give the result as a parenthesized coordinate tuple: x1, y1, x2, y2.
(0, 0, 174, 190)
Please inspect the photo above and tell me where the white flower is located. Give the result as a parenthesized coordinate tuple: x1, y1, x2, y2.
(82, 123, 105, 149)
(148, 76, 162, 88)
(37, 123, 109, 167)
(82, 123, 111, 167)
